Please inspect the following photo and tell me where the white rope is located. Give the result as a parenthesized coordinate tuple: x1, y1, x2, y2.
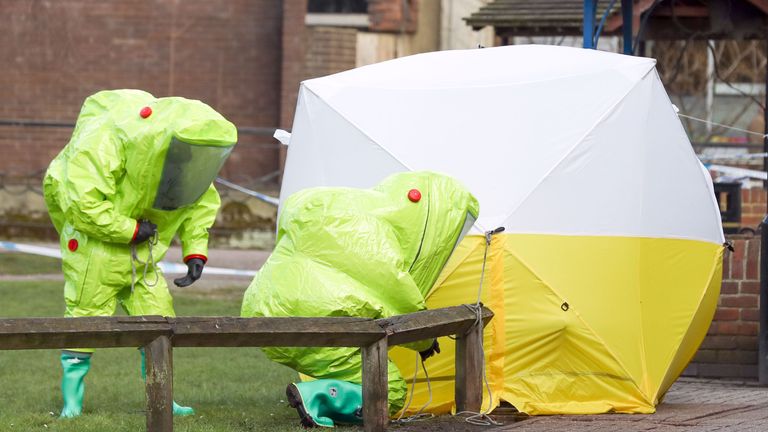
(392, 355, 435, 424)
(130, 232, 160, 292)
(394, 228, 504, 427)
(677, 113, 767, 138)
(215, 177, 279, 206)
(454, 228, 504, 427)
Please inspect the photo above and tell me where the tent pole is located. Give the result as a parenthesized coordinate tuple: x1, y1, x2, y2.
(583, 0, 597, 49)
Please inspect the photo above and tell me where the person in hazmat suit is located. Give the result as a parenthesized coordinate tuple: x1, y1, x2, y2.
(43, 89, 237, 418)
(241, 171, 479, 427)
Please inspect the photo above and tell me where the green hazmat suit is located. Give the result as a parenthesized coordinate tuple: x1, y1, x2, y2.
(241, 171, 479, 416)
(44, 89, 236, 325)
(43, 89, 236, 417)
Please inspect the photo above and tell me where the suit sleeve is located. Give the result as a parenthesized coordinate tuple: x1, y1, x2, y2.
(178, 185, 221, 262)
(63, 134, 137, 243)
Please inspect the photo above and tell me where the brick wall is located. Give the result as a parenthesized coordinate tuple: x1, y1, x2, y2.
(369, 0, 419, 33)
(1, 0, 285, 185)
(305, 27, 358, 79)
(686, 234, 761, 379)
(740, 187, 767, 230)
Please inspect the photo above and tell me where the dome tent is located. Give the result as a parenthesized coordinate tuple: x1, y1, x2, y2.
(278, 45, 725, 415)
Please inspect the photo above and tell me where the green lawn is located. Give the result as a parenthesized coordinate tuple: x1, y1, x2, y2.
(0, 252, 63, 274)
(0, 279, 311, 432)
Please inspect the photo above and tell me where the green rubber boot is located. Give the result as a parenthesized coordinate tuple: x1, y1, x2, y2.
(60, 351, 91, 418)
(286, 379, 364, 428)
(139, 349, 195, 416)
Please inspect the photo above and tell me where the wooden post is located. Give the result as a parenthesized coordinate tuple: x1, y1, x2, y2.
(145, 335, 173, 432)
(455, 322, 483, 413)
(361, 337, 388, 432)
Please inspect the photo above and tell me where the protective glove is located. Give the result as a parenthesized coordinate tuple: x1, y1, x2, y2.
(173, 258, 205, 287)
(131, 220, 157, 244)
(419, 339, 441, 362)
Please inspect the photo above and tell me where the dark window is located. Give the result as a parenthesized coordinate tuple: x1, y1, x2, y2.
(308, 0, 368, 13)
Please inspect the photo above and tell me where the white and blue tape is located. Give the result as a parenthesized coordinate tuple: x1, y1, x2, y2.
(0, 241, 256, 277)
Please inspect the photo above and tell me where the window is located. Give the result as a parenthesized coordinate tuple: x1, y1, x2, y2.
(308, 0, 368, 14)
(306, 0, 369, 28)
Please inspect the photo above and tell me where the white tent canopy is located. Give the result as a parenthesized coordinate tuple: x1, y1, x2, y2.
(279, 44, 726, 415)
(280, 45, 723, 245)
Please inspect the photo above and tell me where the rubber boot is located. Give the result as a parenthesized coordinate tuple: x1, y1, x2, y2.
(60, 351, 91, 418)
(139, 349, 195, 416)
(286, 379, 364, 428)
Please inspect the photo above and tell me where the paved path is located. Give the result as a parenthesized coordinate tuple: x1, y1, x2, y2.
(391, 378, 768, 431)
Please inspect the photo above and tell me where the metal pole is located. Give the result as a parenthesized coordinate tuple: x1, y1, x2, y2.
(764, 33, 768, 189)
(760, 35, 768, 385)
(760, 216, 768, 385)
(621, 0, 633, 54)
(706, 40, 715, 135)
(583, 0, 597, 49)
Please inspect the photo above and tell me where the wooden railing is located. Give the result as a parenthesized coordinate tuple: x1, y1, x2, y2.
(0, 305, 493, 432)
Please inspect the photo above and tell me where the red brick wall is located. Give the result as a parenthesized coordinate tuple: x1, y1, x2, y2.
(368, 0, 418, 33)
(741, 187, 767, 229)
(305, 27, 358, 79)
(686, 235, 761, 379)
(1, 0, 285, 186)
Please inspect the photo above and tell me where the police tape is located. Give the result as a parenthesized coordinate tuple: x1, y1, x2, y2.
(0, 241, 256, 277)
(707, 164, 768, 181)
(215, 177, 279, 206)
(698, 153, 768, 161)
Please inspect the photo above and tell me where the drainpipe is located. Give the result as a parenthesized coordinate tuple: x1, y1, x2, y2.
(760, 215, 768, 385)
(760, 34, 768, 385)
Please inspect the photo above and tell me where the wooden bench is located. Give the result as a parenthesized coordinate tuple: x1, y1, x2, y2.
(0, 305, 493, 431)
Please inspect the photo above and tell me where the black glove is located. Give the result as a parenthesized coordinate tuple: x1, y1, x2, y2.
(419, 339, 441, 362)
(131, 220, 157, 244)
(173, 258, 205, 287)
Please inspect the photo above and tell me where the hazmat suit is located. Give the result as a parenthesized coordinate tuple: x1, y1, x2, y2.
(240, 171, 479, 427)
(43, 89, 237, 418)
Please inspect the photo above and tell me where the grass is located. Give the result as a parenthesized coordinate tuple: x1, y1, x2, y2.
(0, 277, 313, 432)
(0, 252, 62, 275)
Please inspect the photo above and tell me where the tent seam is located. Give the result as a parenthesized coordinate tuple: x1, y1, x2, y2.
(505, 245, 652, 406)
(653, 247, 723, 402)
(636, 75, 654, 401)
(502, 63, 656, 223)
(304, 86, 414, 172)
(657, 69, 724, 244)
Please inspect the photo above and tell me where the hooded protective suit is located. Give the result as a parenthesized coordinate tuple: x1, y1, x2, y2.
(241, 171, 479, 416)
(44, 89, 236, 322)
(43, 89, 236, 418)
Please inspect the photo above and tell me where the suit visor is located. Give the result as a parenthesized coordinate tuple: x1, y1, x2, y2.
(153, 138, 234, 210)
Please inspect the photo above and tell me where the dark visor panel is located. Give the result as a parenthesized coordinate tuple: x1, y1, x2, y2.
(153, 138, 234, 210)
